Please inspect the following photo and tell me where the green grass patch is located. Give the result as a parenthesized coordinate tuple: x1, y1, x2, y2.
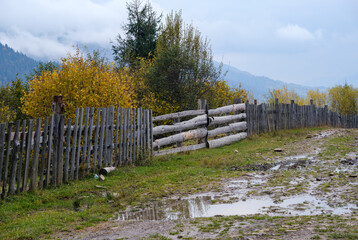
(0, 127, 329, 239)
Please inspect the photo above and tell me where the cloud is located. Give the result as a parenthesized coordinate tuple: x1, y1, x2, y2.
(0, 28, 72, 60)
(276, 24, 322, 41)
(0, 0, 127, 60)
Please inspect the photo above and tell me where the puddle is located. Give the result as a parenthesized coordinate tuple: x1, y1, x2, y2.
(314, 130, 336, 139)
(285, 154, 312, 161)
(232, 159, 311, 172)
(228, 178, 266, 187)
(116, 194, 357, 221)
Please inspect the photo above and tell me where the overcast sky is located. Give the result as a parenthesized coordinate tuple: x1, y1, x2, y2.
(1, 0, 357, 87)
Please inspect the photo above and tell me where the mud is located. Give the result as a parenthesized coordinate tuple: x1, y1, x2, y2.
(231, 159, 312, 171)
(56, 129, 358, 240)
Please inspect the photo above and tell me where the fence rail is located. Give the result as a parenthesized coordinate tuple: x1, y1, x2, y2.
(0, 106, 152, 199)
(153, 102, 247, 156)
(246, 99, 358, 135)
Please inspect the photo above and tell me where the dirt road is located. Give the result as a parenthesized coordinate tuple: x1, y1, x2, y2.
(58, 128, 358, 240)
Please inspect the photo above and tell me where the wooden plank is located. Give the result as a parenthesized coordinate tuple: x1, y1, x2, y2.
(132, 109, 136, 163)
(86, 108, 94, 173)
(146, 110, 151, 158)
(210, 113, 246, 126)
(52, 114, 60, 187)
(152, 103, 246, 122)
(136, 108, 141, 162)
(129, 109, 134, 164)
(92, 108, 101, 172)
(45, 116, 53, 188)
(56, 115, 65, 186)
(70, 109, 79, 180)
(149, 109, 153, 156)
(63, 118, 72, 183)
(16, 120, 26, 192)
(245, 102, 250, 136)
(75, 108, 84, 180)
(98, 108, 106, 168)
(208, 122, 247, 137)
(123, 109, 129, 164)
(114, 107, 120, 166)
(153, 128, 207, 149)
(39, 117, 48, 189)
(30, 118, 41, 191)
(8, 121, 20, 195)
(209, 103, 245, 116)
(153, 118, 206, 136)
(105, 106, 114, 166)
(208, 132, 247, 149)
(132, 109, 136, 164)
(2, 123, 12, 198)
(253, 100, 257, 135)
(275, 99, 279, 131)
(154, 143, 206, 156)
(82, 107, 90, 174)
(0, 123, 6, 191)
(127, 108, 131, 164)
(22, 120, 33, 192)
(153, 109, 205, 122)
(119, 108, 124, 166)
(142, 109, 147, 160)
(142, 109, 146, 161)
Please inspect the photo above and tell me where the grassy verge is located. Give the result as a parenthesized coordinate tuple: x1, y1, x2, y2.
(0, 127, 326, 239)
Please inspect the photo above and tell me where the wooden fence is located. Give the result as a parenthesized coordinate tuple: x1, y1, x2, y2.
(0, 106, 152, 199)
(152, 101, 247, 156)
(246, 99, 358, 135)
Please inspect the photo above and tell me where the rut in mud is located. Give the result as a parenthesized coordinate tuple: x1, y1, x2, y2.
(58, 128, 358, 240)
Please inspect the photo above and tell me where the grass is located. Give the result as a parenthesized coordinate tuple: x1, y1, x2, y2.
(0, 127, 332, 239)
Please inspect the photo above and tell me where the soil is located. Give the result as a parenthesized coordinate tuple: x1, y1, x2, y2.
(55, 128, 358, 240)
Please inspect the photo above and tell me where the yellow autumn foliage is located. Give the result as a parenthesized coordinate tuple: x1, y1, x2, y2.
(205, 80, 251, 108)
(328, 84, 358, 115)
(266, 85, 305, 105)
(306, 89, 327, 107)
(22, 49, 136, 119)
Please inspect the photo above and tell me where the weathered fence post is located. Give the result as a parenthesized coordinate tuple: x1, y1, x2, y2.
(30, 118, 41, 191)
(275, 98, 279, 131)
(197, 99, 207, 144)
(52, 96, 65, 187)
(8, 121, 20, 195)
(253, 100, 257, 134)
(245, 101, 250, 136)
(2, 123, 12, 199)
(174, 117, 182, 148)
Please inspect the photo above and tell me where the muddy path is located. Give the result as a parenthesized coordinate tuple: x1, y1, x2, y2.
(58, 129, 358, 240)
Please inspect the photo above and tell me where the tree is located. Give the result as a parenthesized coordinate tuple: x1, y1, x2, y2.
(204, 81, 251, 108)
(112, 0, 161, 68)
(0, 76, 29, 122)
(25, 61, 59, 82)
(0, 100, 11, 123)
(266, 85, 304, 105)
(328, 83, 358, 115)
(22, 48, 136, 119)
(306, 89, 327, 107)
(146, 11, 222, 111)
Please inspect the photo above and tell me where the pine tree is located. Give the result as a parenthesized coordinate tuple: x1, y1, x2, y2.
(112, 0, 161, 68)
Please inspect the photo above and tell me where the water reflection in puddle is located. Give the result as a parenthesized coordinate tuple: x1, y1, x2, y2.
(116, 194, 357, 221)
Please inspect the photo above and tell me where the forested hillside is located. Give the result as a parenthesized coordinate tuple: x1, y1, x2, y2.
(0, 42, 38, 85)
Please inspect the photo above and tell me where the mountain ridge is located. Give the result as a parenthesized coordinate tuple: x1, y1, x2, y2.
(221, 63, 327, 101)
(0, 42, 38, 86)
